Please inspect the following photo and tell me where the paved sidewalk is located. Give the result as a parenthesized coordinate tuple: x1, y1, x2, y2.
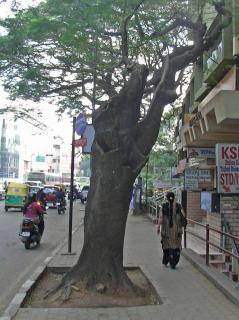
(8, 215, 239, 319)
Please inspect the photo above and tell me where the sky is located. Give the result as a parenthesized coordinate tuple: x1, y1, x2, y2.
(0, 0, 73, 155)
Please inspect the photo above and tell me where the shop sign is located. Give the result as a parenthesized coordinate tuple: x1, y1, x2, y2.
(35, 155, 45, 162)
(198, 170, 211, 182)
(185, 169, 198, 190)
(216, 144, 239, 193)
(187, 147, 215, 159)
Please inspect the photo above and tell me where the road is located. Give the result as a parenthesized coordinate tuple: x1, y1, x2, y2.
(0, 200, 85, 315)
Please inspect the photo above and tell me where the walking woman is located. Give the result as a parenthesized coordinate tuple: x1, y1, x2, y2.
(157, 192, 187, 269)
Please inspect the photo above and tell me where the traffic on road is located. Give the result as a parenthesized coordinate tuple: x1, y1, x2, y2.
(0, 198, 85, 315)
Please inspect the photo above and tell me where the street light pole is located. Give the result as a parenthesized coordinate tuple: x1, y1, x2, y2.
(68, 117, 76, 253)
(145, 161, 149, 206)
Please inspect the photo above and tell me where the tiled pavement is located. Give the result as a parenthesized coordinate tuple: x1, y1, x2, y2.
(5, 214, 239, 320)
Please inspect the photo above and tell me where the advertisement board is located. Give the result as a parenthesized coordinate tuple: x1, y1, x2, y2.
(187, 147, 215, 159)
(216, 144, 239, 193)
(185, 169, 198, 190)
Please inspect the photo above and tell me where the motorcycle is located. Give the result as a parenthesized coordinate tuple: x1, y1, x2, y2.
(19, 217, 42, 249)
(19, 203, 48, 249)
(56, 199, 66, 214)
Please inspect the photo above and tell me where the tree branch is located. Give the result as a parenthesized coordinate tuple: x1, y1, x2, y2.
(150, 16, 197, 39)
(121, 0, 145, 61)
(136, 1, 231, 156)
(43, 80, 91, 95)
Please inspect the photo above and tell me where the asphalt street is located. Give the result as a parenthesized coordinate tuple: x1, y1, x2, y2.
(0, 200, 84, 315)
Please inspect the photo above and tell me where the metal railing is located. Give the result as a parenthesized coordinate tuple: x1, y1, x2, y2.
(185, 218, 239, 266)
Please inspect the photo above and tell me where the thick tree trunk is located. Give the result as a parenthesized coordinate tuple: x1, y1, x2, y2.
(52, 66, 149, 296)
(66, 142, 138, 291)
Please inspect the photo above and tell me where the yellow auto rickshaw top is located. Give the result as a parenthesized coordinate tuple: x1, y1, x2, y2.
(7, 182, 29, 195)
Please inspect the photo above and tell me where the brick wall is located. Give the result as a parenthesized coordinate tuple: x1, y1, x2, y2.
(186, 191, 206, 222)
(206, 213, 221, 248)
(221, 195, 239, 249)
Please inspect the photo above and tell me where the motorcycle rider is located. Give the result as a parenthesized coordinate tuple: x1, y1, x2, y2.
(55, 187, 66, 208)
(36, 188, 47, 209)
(23, 193, 47, 236)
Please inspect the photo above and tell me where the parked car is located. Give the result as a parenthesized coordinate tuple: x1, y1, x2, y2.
(80, 185, 89, 204)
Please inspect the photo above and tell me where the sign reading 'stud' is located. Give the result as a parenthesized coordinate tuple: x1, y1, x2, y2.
(216, 144, 239, 193)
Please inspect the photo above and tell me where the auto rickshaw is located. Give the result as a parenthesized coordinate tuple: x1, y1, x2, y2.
(5, 182, 29, 212)
(54, 183, 66, 192)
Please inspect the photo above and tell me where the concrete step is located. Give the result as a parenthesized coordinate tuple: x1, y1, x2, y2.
(209, 260, 226, 269)
(221, 269, 230, 277)
(229, 272, 238, 282)
(209, 253, 225, 261)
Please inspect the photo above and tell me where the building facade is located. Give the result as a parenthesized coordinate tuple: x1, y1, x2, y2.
(0, 116, 20, 180)
(175, 0, 239, 248)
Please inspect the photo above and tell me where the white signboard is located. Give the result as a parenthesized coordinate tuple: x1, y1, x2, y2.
(198, 170, 211, 182)
(201, 192, 212, 212)
(153, 180, 171, 189)
(82, 124, 95, 154)
(216, 144, 239, 193)
(187, 147, 215, 159)
(185, 169, 198, 190)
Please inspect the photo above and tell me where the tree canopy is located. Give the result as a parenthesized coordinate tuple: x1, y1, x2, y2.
(0, 0, 231, 116)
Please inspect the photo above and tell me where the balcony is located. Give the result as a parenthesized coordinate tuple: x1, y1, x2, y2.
(177, 90, 239, 148)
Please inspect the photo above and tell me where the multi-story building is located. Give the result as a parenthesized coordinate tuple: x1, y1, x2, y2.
(0, 116, 20, 180)
(175, 0, 239, 248)
(0, 114, 71, 183)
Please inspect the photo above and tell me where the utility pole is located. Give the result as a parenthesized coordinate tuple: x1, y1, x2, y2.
(68, 117, 76, 253)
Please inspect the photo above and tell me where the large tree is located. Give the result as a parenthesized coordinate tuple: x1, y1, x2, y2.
(0, 0, 232, 297)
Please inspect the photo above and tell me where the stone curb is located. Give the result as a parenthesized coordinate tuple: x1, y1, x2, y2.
(182, 248, 239, 307)
(1, 221, 84, 319)
(139, 264, 170, 305)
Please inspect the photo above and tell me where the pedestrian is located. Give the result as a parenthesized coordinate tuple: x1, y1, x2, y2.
(129, 188, 135, 215)
(3, 180, 8, 191)
(157, 191, 187, 269)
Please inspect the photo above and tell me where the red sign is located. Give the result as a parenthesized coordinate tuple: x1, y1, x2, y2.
(74, 138, 87, 147)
